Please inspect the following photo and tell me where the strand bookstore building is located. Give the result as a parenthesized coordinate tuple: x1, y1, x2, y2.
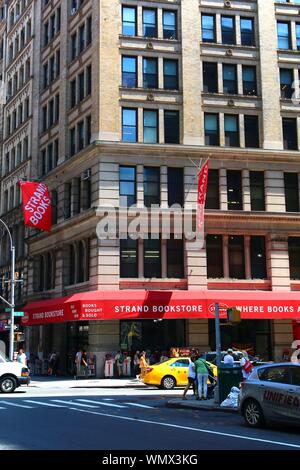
(22, 288, 300, 376)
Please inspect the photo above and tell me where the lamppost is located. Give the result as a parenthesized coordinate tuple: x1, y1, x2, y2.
(0, 219, 15, 360)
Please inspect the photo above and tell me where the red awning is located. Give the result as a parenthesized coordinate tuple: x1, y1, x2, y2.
(22, 289, 300, 326)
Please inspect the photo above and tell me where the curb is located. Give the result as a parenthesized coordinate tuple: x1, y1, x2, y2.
(166, 400, 238, 413)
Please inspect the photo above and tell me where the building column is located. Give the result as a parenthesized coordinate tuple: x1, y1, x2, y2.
(257, 0, 283, 150)
(181, 0, 204, 145)
(267, 234, 290, 291)
(219, 168, 227, 210)
(186, 319, 210, 352)
(98, 239, 120, 290)
(242, 169, 251, 211)
(272, 320, 294, 362)
(264, 170, 285, 213)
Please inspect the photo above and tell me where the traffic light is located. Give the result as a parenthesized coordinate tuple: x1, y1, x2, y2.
(227, 307, 241, 323)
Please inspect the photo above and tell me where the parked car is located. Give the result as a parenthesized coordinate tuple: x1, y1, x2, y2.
(0, 353, 30, 393)
(240, 362, 300, 428)
(140, 357, 217, 390)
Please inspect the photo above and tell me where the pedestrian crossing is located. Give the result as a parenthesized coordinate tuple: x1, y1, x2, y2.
(0, 397, 156, 412)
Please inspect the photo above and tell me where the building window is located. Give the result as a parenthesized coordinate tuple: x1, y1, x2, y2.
(143, 9, 157, 38)
(122, 7, 136, 36)
(144, 167, 160, 207)
(250, 171, 265, 211)
(228, 235, 245, 279)
(163, 10, 177, 40)
(225, 115, 239, 147)
(240, 17, 255, 46)
(203, 62, 218, 93)
(289, 237, 300, 280)
(244, 115, 259, 148)
(143, 110, 158, 143)
(163, 59, 178, 90)
(168, 167, 183, 207)
(206, 235, 223, 278)
(164, 110, 179, 144)
(227, 170, 242, 210)
(144, 238, 161, 278)
(143, 58, 158, 89)
(242, 66, 257, 96)
(280, 69, 293, 99)
(277, 22, 291, 49)
(120, 239, 138, 278)
(206, 169, 219, 209)
(120, 166, 136, 207)
(167, 237, 184, 278)
(283, 118, 298, 150)
(221, 16, 235, 45)
(223, 64, 237, 94)
(284, 173, 300, 212)
(122, 108, 137, 142)
(122, 56, 137, 88)
(296, 23, 300, 51)
(250, 236, 267, 279)
(202, 15, 215, 43)
(204, 113, 219, 146)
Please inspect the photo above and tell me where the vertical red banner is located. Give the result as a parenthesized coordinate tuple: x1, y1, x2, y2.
(19, 181, 52, 232)
(197, 159, 209, 232)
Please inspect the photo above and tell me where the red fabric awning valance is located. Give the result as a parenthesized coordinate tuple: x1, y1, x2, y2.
(22, 289, 300, 326)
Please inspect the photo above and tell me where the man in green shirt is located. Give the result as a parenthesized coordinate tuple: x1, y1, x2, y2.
(194, 357, 209, 400)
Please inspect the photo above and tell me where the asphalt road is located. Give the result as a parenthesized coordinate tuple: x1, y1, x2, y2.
(0, 388, 299, 451)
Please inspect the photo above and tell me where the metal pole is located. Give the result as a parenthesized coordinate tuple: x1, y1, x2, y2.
(215, 302, 222, 404)
(9, 245, 15, 361)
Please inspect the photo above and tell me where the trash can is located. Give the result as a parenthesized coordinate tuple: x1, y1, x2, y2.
(218, 364, 243, 404)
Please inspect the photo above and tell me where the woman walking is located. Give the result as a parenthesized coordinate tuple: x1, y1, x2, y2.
(182, 356, 196, 400)
(194, 355, 209, 400)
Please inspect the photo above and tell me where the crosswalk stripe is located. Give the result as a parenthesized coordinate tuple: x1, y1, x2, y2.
(25, 400, 64, 408)
(52, 400, 98, 408)
(0, 401, 33, 409)
(124, 402, 154, 409)
(77, 399, 127, 408)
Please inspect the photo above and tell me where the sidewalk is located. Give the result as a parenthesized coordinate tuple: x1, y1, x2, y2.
(28, 376, 147, 389)
(166, 396, 238, 413)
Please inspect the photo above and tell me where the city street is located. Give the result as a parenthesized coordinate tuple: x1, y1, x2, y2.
(0, 380, 299, 450)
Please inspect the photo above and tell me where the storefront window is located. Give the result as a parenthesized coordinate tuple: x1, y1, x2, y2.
(120, 319, 186, 353)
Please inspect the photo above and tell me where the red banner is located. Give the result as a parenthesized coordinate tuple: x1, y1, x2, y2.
(197, 160, 209, 232)
(22, 289, 300, 326)
(19, 181, 52, 232)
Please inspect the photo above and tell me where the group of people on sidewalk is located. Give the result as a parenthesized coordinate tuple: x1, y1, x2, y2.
(182, 349, 253, 401)
(182, 353, 216, 401)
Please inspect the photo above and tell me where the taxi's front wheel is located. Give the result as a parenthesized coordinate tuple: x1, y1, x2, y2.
(161, 375, 176, 390)
(243, 399, 265, 428)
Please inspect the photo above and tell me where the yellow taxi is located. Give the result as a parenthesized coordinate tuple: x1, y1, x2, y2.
(140, 357, 218, 389)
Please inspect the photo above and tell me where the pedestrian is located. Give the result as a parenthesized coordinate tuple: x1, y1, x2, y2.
(74, 349, 83, 379)
(182, 356, 196, 400)
(48, 351, 57, 376)
(194, 355, 209, 400)
(138, 351, 148, 379)
(133, 350, 140, 378)
(224, 348, 235, 365)
(81, 350, 89, 378)
(240, 351, 253, 381)
(115, 350, 125, 377)
(17, 348, 27, 367)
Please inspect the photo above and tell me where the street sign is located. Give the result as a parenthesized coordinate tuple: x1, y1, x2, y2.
(4, 308, 11, 313)
(4, 324, 18, 330)
(14, 312, 24, 317)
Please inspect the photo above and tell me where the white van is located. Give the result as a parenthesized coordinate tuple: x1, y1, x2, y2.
(0, 353, 30, 393)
